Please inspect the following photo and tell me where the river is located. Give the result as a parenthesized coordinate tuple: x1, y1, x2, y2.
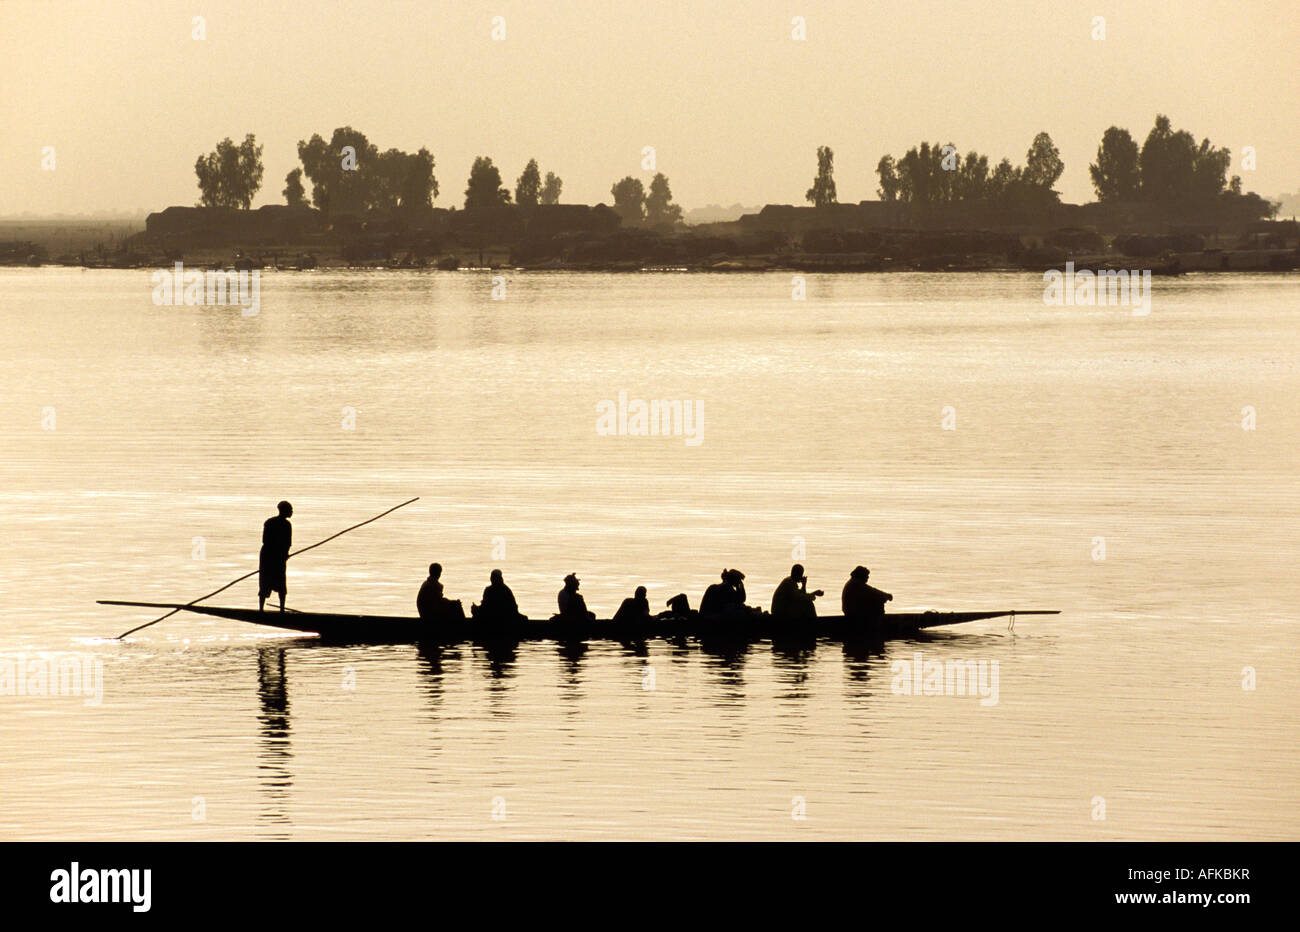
(1, 267, 1296, 839)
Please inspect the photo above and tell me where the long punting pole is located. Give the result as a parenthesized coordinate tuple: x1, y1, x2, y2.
(113, 497, 420, 639)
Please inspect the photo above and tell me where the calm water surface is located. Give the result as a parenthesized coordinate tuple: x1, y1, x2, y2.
(1, 268, 1297, 839)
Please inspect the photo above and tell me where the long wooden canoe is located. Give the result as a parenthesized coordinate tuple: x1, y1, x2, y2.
(99, 601, 1059, 645)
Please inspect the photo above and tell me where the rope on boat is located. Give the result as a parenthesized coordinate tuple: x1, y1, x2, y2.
(1008, 610, 1016, 632)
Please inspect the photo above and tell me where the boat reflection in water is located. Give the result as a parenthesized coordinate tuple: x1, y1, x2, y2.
(556, 638, 588, 710)
(415, 643, 469, 713)
(255, 647, 293, 838)
(772, 638, 817, 700)
(840, 636, 887, 687)
(243, 621, 1017, 826)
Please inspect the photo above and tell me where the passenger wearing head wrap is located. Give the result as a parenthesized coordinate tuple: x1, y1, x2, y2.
(841, 566, 893, 622)
(475, 568, 524, 623)
(700, 568, 750, 618)
(557, 573, 595, 622)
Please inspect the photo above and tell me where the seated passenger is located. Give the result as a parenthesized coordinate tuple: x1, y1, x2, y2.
(417, 563, 466, 622)
(613, 586, 651, 625)
(770, 563, 823, 622)
(700, 568, 752, 618)
(700, 570, 733, 617)
(557, 573, 596, 622)
(841, 565, 892, 623)
(474, 568, 525, 623)
(663, 593, 692, 618)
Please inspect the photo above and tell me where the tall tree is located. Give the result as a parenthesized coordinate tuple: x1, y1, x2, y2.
(1190, 137, 1232, 200)
(895, 146, 920, 204)
(876, 155, 900, 202)
(369, 149, 409, 209)
(515, 159, 542, 207)
(1023, 132, 1064, 194)
(986, 158, 1019, 202)
(1139, 114, 1197, 201)
(283, 167, 307, 207)
(195, 134, 264, 209)
(400, 147, 439, 209)
(368, 148, 438, 210)
(464, 156, 512, 209)
(957, 151, 989, 200)
(295, 131, 437, 214)
(644, 173, 683, 227)
(296, 127, 380, 214)
(896, 143, 939, 205)
(193, 152, 220, 206)
(610, 176, 646, 224)
(540, 171, 563, 205)
(1089, 126, 1140, 201)
(805, 145, 837, 207)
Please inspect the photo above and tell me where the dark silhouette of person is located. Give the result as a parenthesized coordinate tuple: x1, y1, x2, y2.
(841, 566, 892, 623)
(700, 570, 732, 617)
(728, 569, 749, 610)
(770, 563, 823, 621)
(557, 573, 595, 622)
(613, 586, 650, 624)
(417, 563, 445, 620)
(258, 501, 293, 612)
(418, 563, 466, 622)
(701, 568, 753, 618)
(664, 593, 692, 617)
(475, 569, 524, 623)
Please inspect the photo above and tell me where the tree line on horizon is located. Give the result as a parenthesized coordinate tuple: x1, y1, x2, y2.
(193, 116, 1275, 221)
(1089, 115, 1244, 204)
(803, 115, 1271, 216)
(802, 132, 1063, 208)
(193, 126, 684, 227)
(195, 126, 566, 214)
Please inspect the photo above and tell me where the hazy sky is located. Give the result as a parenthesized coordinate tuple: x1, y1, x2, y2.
(3, 0, 1297, 214)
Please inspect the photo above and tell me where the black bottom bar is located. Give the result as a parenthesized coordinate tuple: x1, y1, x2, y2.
(3, 842, 1286, 918)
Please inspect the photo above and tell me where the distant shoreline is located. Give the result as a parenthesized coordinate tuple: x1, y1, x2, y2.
(2, 205, 1297, 273)
(5, 259, 1297, 276)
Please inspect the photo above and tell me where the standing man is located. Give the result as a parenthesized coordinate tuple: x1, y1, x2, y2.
(258, 501, 293, 612)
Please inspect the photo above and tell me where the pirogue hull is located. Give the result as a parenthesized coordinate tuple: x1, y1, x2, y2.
(100, 601, 1058, 645)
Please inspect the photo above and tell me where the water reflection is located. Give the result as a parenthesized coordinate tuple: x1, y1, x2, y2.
(473, 638, 520, 716)
(557, 640, 587, 708)
(698, 638, 749, 706)
(476, 638, 518, 677)
(771, 637, 817, 700)
(618, 639, 650, 659)
(255, 647, 292, 837)
(415, 642, 464, 710)
(841, 637, 886, 686)
(6, 270, 1295, 840)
